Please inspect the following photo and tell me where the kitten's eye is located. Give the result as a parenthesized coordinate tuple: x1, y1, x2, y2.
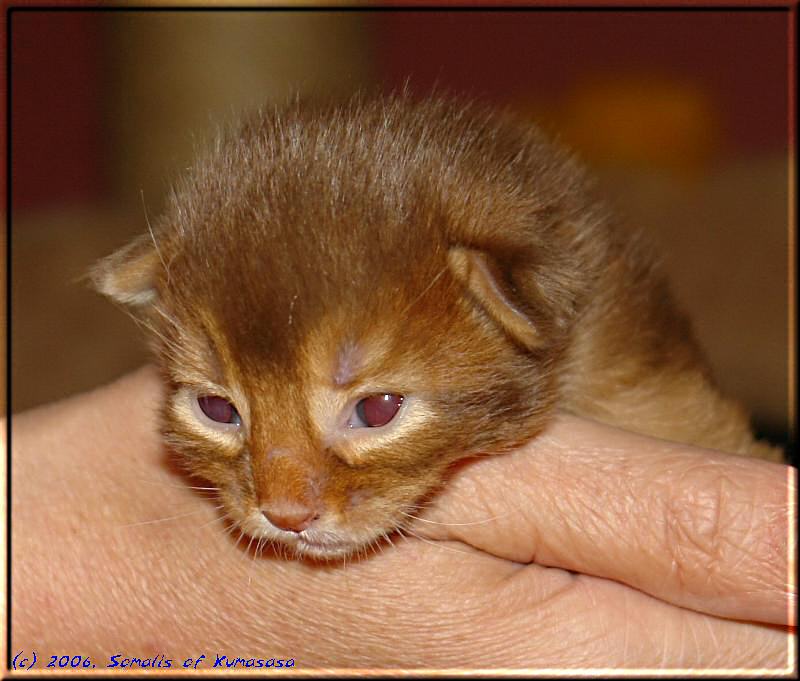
(197, 395, 242, 426)
(351, 394, 404, 428)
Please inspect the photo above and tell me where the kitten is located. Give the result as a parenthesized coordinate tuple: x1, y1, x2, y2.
(92, 95, 781, 560)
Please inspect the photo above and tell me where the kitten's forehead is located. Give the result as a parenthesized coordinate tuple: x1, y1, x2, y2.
(301, 314, 394, 389)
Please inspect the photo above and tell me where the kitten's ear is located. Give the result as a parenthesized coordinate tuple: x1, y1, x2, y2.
(447, 246, 542, 351)
(91, 234, 161, 307)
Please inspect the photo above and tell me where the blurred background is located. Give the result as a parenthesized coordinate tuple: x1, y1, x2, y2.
(8, 9, 793, 451)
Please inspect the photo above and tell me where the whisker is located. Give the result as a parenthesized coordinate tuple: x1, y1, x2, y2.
(223, 521, 242, 541)
(397, 525, 475, 556)
(395, 526, 412, 547)
(198, 511, 229, 530)
(232, 527, 247, 551)
(132, 478, 220, 492)
(399, 509, 510, 527)
(119, 506, 212, 528)
(246, 534, 258, 586)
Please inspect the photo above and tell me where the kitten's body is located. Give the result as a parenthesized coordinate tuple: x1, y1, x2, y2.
(94, 95, 779, 560)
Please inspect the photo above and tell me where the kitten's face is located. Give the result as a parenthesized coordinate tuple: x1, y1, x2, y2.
(153, 246, 551, 560)
(94, 97, 590, 559)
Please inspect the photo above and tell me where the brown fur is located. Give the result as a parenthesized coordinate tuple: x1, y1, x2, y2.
(92, 95, 782, 560)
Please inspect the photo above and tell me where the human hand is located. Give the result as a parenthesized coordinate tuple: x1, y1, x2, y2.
(10, 367, 795, 671)
(412, 412, 794, 628)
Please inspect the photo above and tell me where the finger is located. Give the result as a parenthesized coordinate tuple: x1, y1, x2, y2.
(412, 413, 795, 626)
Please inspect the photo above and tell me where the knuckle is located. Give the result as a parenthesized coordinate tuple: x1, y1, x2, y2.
(663, 465, 744, 592)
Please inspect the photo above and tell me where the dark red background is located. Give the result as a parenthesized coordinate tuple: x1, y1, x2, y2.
(10, 10, 791, 211)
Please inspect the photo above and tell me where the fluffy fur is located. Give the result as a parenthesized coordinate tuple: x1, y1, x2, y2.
(93, 95, 781, 560)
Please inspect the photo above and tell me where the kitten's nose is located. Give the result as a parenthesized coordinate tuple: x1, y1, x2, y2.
(261, 501, 319, 533)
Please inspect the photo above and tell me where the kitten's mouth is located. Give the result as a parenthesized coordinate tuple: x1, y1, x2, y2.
(287, 527, 393, 560)
(293, 535, 357, 559)
(241, 510, 385, 560)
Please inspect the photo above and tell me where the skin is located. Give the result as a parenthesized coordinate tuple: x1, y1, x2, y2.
(9, 366, 795, 671)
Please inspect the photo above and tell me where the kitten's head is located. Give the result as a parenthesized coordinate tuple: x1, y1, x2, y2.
(93, 96, 601, 559)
